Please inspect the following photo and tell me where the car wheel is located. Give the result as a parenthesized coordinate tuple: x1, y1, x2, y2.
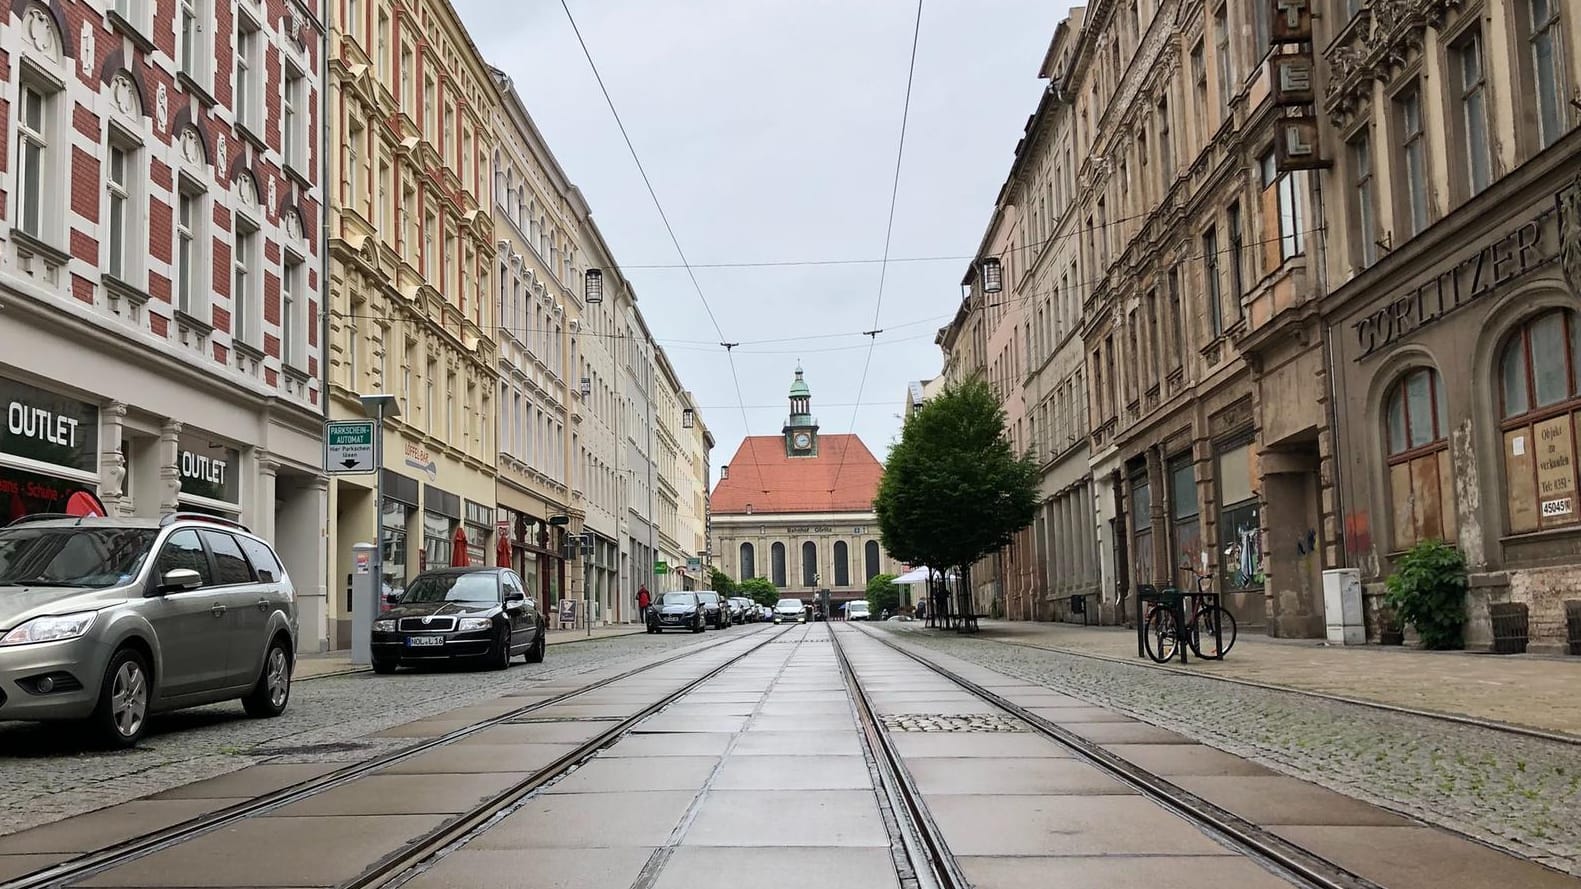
(372, 657, 399, 674)
(524, 629, 546, 664)
(243, 638, 293, 718)
(491, 625, 513, 670)
(90, 647, 151, 749)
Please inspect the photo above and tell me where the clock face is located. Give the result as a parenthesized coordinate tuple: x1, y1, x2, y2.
(794, 433, 811, 449)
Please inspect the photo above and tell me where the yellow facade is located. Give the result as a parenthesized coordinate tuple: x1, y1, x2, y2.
(324, 0, 500, 646)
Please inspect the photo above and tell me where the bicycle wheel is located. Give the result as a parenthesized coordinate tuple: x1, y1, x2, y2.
(1143, 607, 1179, 663)
(1188, 606, 1238, 660)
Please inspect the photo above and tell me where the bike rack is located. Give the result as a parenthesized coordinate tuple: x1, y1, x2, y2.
(1134, 582, 1226, 665)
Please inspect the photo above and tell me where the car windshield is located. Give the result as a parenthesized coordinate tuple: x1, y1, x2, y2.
(776, 599, 803, 609)
(398, 573, 499, 604)
(848, 603, 869, 612)
(0, 527, 158, 589)
(659, 592, 696, 606)
(697, 592, 720, 604)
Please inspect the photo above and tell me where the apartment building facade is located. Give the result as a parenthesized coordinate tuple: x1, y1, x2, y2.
(0, 0, 331, 643)
(324, 0, 498, 647)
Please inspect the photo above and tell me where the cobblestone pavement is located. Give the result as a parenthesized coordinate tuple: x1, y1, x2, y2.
(0, 626, 761, 838)
(968, 620, 1581, 736)
(875, 624, 1581, 876)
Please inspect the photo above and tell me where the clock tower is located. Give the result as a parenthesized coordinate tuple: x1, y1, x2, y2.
(783, 366, 819, 456)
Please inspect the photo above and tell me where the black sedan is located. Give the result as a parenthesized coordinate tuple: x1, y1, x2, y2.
(696, 591, 731, 629)
(647, 591, 706, 633)
(370, 568, 546, 673)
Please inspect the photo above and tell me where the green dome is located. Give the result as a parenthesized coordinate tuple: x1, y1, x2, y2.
(788, 366, 811, 397)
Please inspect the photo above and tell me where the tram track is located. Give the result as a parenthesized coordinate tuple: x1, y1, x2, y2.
(2, 624, 788, 889)
(836, 623, 1385, 889)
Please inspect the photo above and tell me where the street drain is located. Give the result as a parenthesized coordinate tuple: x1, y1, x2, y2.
(879, 713, 1027, 733)
(250, 741, 370, 756)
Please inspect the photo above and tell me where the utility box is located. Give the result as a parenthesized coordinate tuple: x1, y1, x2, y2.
(1322, 568, 1365, 645)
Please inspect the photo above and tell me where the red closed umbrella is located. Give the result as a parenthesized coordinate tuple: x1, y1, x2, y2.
(451, 526, 470, 567)
(496, 535, 512, 568)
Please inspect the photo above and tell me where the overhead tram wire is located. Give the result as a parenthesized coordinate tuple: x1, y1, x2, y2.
(825, 0, 924, 504)
(558, 0, 774, 506)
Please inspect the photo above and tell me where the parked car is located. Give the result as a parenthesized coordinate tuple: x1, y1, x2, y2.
(0, 513, 297, 748)
(731, 597, 756, 623)
(648, 591, 705, 633)
(772, 598, 806, 624)
(845, 601, 872, 621)
(371, 568, 546, 673)
(760, 605, 773, 622)
(724, 596, 747, 624)
(696, 591, 730, 629)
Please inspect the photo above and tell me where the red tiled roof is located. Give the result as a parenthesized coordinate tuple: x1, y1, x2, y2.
(711, 435, 884, 515)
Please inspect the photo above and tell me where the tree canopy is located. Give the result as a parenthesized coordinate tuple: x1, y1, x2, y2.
(874, 377, 1040, 578)
(866, 572, 900, 616)
(738, 576, 779, 606)
(710, 568, 737, 595)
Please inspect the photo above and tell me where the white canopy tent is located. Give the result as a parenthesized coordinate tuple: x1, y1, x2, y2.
(893, 566, 956, 585)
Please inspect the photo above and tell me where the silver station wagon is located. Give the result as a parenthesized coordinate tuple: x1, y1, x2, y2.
(0, 513, 297, 747)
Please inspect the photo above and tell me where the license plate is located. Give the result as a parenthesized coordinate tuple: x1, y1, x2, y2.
(663, 616, 679, 622)
(406, 635, 444, 647)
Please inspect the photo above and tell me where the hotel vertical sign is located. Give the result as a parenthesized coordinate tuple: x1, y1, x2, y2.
(1269, 0, 1327, 172)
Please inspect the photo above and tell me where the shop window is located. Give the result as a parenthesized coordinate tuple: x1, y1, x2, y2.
(834, 541, 850, 587)
(1217, 442, 1263, 590)
(738, 542, 755, 580)
(802, 541, 818, 587)
(1169, 455, 1200, 574)
(771, 542, 786, 587)
(423, 511, 454, 569)
(865, 540, 881, 581)
(1500, 309, 1581, 533)
(1384, 368, 1456, 550)
(382, 499, 408, 592)
(1130, 470, 1153, 584)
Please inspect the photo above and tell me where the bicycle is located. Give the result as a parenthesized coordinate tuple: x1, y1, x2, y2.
(1142, 564, 1238, 663)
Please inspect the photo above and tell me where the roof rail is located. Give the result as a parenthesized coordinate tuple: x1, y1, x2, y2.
(4, 513, 79, 527)
(159, 512, 252, 534)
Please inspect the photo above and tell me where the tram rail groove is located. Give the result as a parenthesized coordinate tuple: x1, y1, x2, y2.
(828, 627, 968, 889)
(977, 634, 1581, 747)
(352, 625, 796, 889)
(851, 625, 1384, 889)
(1, 625, 782, 889)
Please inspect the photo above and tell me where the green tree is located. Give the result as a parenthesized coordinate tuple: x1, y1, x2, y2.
(738, 576, 779, 607)
(873, 377, 1040, 611)
(710, 568, 737, 595)
(866, 573, 900, 616)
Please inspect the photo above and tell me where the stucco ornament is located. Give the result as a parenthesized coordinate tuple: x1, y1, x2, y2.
(215, 133, 228, 172)
(155, 82, 170, 132)
(267, 175, 278, 211)
(111, 72, 139, 116)
(180, 128, 205, 166)
(79, 21, 94, 76)
(23, 6, 57, 57)
(1558, 174, 1581, 300)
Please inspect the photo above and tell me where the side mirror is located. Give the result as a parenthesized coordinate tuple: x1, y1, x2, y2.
(505, 591, 526, 610)
(384, 591, 402, 605)
(158, 568, 203, 593)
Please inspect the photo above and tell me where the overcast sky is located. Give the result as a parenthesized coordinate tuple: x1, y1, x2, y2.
(454, 0, 1071, 480)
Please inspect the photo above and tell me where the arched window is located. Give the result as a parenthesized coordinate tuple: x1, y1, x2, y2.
(833, 541, 849, 587)
(1499, 309, 1581, 533)
(1385, 367, 1454, 550)
(771, 542, 787, 587)
(865, 540, 881, 581)
(802, 541, 818, 587)
(739, 542, 755, 581)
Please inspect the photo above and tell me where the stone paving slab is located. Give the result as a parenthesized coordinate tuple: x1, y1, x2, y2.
(148, 764, 342, 800)
(683, 790, 889, 847)
(600, 732, 735, 758)
(1273, 825, 1581, 889)
(402, 847, 658, 889)
(730, 730, 864, 756)
(260, 773, 525, 817)
(886, 731, 1069, 759)
(956, 855, 1295, 889)
(77, 814, 448, 887)
(0, 799, 249, 854)
(747, 713, 856, 732)
(1101, 743, 1282, 777)
(631, 714, 749, 734)
(652, 847, 901, 889)
(925, 794, 1231, 856)
(0, 853, 70, 882)
(369, 718, 481, 738)
(378, 743, 579, 775)
(468, 791, 697, 849)
(904, 757, 1131, 795)
(1061, 722, 1196, 744)
(546, 756, 720, 793)
(1173, 775, 1417, 826)
(966, 621, 1581, 736)
(711, 755, 873, 790)
(455, 721, 614, 745)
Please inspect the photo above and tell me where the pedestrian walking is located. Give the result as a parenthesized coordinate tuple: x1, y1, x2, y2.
(637, 585, 651, 624)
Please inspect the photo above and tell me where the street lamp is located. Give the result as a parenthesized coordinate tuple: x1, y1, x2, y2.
(584, 269, 603, 304)
(682, 407, 695, 429)
(981, 257, 1003, 293)
(355, 393, 399, 667)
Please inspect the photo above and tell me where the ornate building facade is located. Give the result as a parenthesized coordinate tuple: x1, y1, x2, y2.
(324, 0, 498, 646)
(0, 0, 330, 644)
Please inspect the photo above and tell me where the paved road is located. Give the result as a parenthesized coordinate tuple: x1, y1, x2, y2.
(0, 624, 756, 838)
(878, 622, 1581, 875)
